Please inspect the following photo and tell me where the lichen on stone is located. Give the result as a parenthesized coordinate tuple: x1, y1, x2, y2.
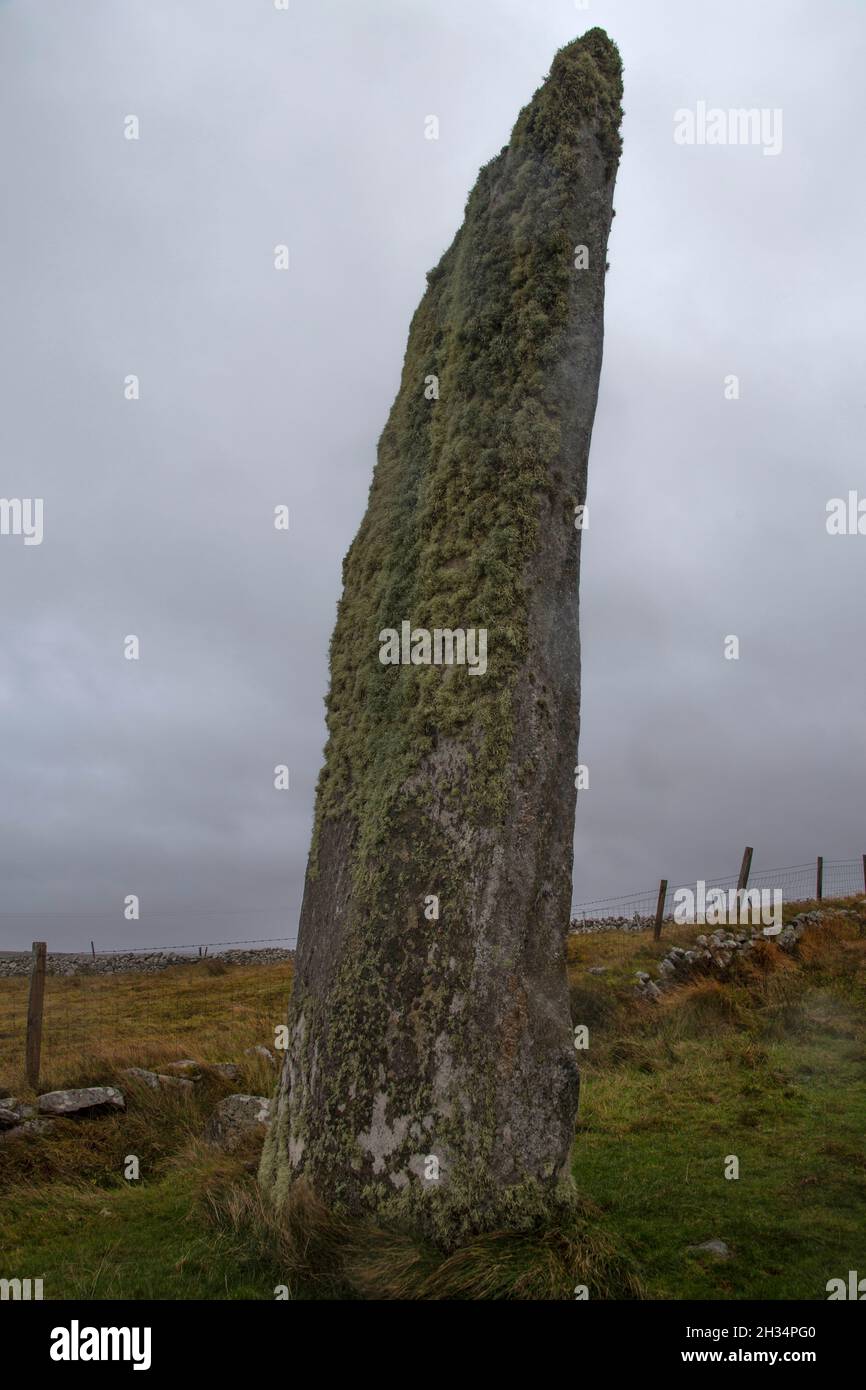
(261, 29, 624, 1249)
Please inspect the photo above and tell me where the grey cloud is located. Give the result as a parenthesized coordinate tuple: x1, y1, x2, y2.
(0, 0, 863, 950)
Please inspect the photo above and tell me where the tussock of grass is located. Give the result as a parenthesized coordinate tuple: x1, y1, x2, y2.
(205, 1176, 644, 1301)
(569, 979, 619, 1030)
(607, 1037, 670, 1072)
(660, 979, 755, 1037)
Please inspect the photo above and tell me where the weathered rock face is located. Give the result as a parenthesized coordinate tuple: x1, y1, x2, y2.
(261, 29, 623, 1246)
(205, 1095, 272, 1152)
(37, 1087, 125, 1117)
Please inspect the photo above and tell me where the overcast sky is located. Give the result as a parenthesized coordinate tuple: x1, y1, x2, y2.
(1, 0, 863, 952)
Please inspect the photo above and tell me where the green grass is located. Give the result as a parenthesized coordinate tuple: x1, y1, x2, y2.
(0, 1168, 280, 1300)
(566, 899, 866, 1299)
(2, 899, 865, 1299)
(574, 1030, 866, 1298)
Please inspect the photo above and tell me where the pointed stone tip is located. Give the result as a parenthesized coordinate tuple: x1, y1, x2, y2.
(510, 27, 623, 172)
(560, 26, 620, 56)
(550, 27, 623, 99)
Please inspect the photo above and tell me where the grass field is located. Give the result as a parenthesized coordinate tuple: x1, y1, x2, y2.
(2, 899, 865, 1300)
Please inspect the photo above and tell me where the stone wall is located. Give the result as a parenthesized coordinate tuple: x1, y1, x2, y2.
(0, 947, 294, 979)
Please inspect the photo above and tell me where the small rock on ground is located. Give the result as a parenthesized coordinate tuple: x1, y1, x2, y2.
(162, 1060, 202, 1079)
(204, 1094, 271, 1152)
(37, 1086, 125, 1118)
(687, 1238, 732, 1260)
(0, 1117, 59, 1143)
(208, 1063, 243, 1084)
(122, 1067, 161, 1090)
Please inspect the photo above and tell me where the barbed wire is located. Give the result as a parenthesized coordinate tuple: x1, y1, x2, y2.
(91, 936, 295, 955)
(570, 857, 864, 919)
(2, 860, 862, 947)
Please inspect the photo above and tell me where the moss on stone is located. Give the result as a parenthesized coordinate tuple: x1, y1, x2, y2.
(263, 29, 624, 1249)
(310, 30, 623, 890)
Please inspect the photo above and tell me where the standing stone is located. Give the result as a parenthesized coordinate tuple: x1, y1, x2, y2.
(261, 29, 623, 1247)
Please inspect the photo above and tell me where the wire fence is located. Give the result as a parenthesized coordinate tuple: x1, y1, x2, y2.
(2, 856, 864, 1087)
(0, 938, 294, 1093)
(570, 857, 865, 924)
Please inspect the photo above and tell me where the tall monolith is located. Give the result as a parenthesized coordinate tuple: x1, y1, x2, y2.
(260, 29, 623, 1246)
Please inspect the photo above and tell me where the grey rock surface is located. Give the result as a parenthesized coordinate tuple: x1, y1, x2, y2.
(121, 1067, 194, 1092)
(156, 1075, 194, 1093)
(260, 30, 624, 1245)
(37, 1086, 125, 1117)
(0, 1116, 58, 1142)
(162, 1060, 201, 1079)
(208, 1063, 243, 1084)
(205, 1094, 271, 1152)
(121, 1068, 161, 1090)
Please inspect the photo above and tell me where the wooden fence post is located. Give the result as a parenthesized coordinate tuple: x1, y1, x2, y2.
(816, 856, 823, 902)
(653, 879, 668, 941)
(25, 941, 47, 1091)
(737, 846, 754, 923)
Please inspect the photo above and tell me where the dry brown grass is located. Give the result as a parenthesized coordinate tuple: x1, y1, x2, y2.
(659, 978, 753, 1037)
(0, 959, 292, 1097)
